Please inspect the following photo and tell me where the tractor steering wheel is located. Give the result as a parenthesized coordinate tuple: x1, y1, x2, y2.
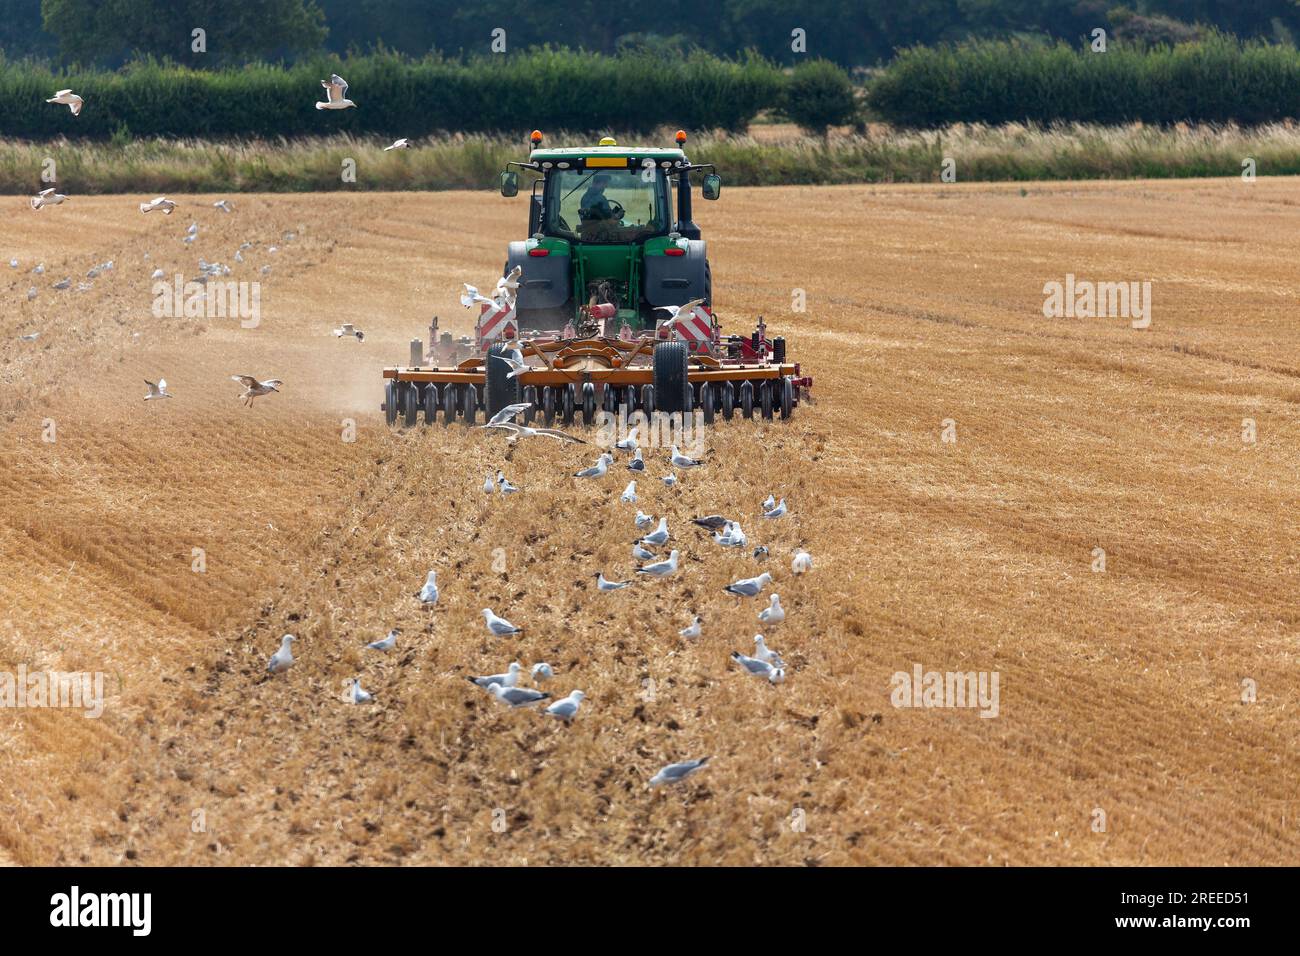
(608, 201, 625, 221)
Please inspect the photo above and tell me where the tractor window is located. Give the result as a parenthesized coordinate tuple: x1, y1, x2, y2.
(544, 167, 668, 244)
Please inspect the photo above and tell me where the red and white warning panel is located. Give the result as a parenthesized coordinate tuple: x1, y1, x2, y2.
(670, 305, 716, 354)
(476, 302, 518, 349)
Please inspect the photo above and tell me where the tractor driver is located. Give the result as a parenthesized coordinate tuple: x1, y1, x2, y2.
(579, 174, 618, 221)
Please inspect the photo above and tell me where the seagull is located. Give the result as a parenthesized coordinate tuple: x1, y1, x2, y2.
(496, 470, 520, 494)
(334, 323, 364, 341)
(8, 258, 17, 268)
(596, 572, 632, 591)
(627, 448, 644, 471)
(662, 473, 677, 487)
(266, 634, 297, 674)
(670, 445, 705, 468)
(653, 298, 705, 324)
(481, 402, 533, 427)
(139, 197, 176, 215)
(482, 608, 522, 636)
(460, 283, 498, 310)
(234, 250, 244, 263)
(366, 628, 399, 651)
(494, 265, 522, 308)
(483, 472, 496, 494)
(33, 263, 44, 275)
(384, 138, 411, 151)
(759, 594, 785, 625)
(46, 89, 83, 115)
(574, 453, 612, 478)
(634, 511, 654, 530)
(639, 517, 669, 547)
(490, 348, 530, 380)
(731, 651, 784, 683)
(636, 549, 679, 577)
(418, 570, 439, 605)
(620, 480, 637, 503)
(679, 616, 701, 639)
(213, 200, 234, 213)
(143, 379, 172, 401)
(649, 756, 709, 786)
(489, 683, 550, 709)
(724, 571, 773, 597)
(468, 662, 522, 690)
(545, 690, 585, 723)
(714, 522, 747, 548)
(762, 495, 776, 511)
(692, 515, 730, 531)
(615, 427, 638, 452)
(753, 546, 769, 560)
(25, 289, 36, 302)
(31, 188, 68, 210)
(763, 498, 788, 519)
(231, 375, 282, 406)
(150, 268, 165, 280)
(485, 421, 584, 446)
(792, 550, 813, 574)
(52, 277, 71, 290)
(632, 543, 656, 561)
(18, 331, 39, 341)
(531, 662, 554, 684)
(186, 222, 199, 236)
(753, 634, 784, 666)
(349, 678, 374, 704)
(317, 74, 356, 110)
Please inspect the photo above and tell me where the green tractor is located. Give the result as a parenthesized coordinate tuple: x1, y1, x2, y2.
(381, 131, 810, 427)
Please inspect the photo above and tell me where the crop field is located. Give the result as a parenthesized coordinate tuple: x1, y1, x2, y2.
(2, 179, 1299, 866)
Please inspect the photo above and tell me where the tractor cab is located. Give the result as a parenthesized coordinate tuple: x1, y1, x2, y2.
(498, 132, 721, 332)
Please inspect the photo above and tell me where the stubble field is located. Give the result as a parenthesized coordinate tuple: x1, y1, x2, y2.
(1, 178, 1298, 866)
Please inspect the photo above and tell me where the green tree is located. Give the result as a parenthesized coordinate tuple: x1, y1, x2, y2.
(783, 59, 857, 138)
(41, 0, 327, 65)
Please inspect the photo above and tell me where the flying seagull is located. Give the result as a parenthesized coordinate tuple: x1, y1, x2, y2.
(460, 283, 497, 310)
(267, 634, 297, 674)
(213, 200, 234, 213)
(317, 74, 356, 110)
(653, 298, 705, 324)
(31, 188, 68, 210)
(649, 757, 709, 786)
(494, 265, 523, 308)
(491, 349, 530, 380)
(334, 323, 365, 341)
(139, 197, 176, 215)
(46, 89, 83, 116)
(545, 690, 585, 724)
(484, 421, 584, 446)
(384, 138, 411, 151)
(468, 662, 522, 690)
(231, 374, 282, 407)
(18, 331, 39, 341)
(366, 628, 399, 652)
(482, 608, 522, 636)
(143, 379, 172, 401)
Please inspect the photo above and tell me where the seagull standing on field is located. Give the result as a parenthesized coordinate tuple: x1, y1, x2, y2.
(317, 74, 356, 110)
(724, 571, 773, 597)
(231, 374, 282, 407)
(489, 684, 550, 709)
(621, 480, 637, 503)
(632, 543, 655, 562)
(468, 662, 522, 690)
(762, 495, 776, 511)
(649, 757, 709, 786)
(758, 594, 785, 625)
(732, 650, 785, 683)
(418, 570, 439, 605)
(615, 428, 638, 452)
(662, 473, 677, 487)
(792, 549, 813, 574)
(139, 197, 176, 215)
(670, 445, 705, 468)
(46, 89, 83, 115)
(763, 498, 788, 518)
(349, 678, 373, 704)
(482, 608, 522, 636)
(636, 549, 679, 577)
(366, 628, 399, 651)
(639, 517, 669, 547)
(143, 379, 172, 401)
(31, 188, 68, 210)
(680, 616, 701, 639)
(596, 572, 632, 591)
(635, 511, 654, 530)
(627, 448, 644, 471)
(384, 139, 411, 151)
(531, 662, 554, 684)
(753, 634, 784, 666)
(496, 470, 520, 494)
(574, 453, 612, 478)
(483, 472, 496, 494)
(545, 690, 585, 723)
(267, 635, 297, 674)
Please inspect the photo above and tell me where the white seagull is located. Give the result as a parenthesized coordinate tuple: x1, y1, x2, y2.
(483, 472, 496, 494)
(615, 427, 638, 452)
(418, 570, 439, 605)
(662, 473, 677, 487)
(231, 374, 282, 407)
(484, 420, 584, 446)
(639, 517, 670, 547)
(489, 683, 550, 709)
(620, 480, 637, 503)
(753, 634, 785, 666)
(792, 549, 813, 574)
(494, 265, 523, 308)
(317, 74, 356, 110)
(334, 323, 364, 341)
(758, 594, 785, 625)
(670, 445, 705, 468)
(460, 283, 498, 310)
(496, 470, 520, 494)
(482, 608, 522, 636)
(596, 572, 632, 591)
(31, 188, 68, 210)
(636, 549, 679, 577)
(545, 690, 585, 723)
(46, 89, 83, 115)
(384, 139, 411, 151)
(468, 661, 522, 690)
(724, 571, 773, 597)
(762, 494, 776, 511)
(632, 543, 656, 561)
(139, 197, 176, 215)
(649, 757, 709, 786)
(366, 628, 399, 651)
(679, 616, 701, 639)
(634, 511, 654, 530)
(490, 349, 530, 380)
(653, 298, 705, 325)
(627, 448, 645, 471)
(531, 662, 554, 684)
(763, 498, 788, 519)
(732, 650, 785, 683)
(143, 378, 172, 401)
(213, 200, 234, 213)
(266, 634, 297, 674)
(349, 678, 374, 704)
(574, 453, 612, 478)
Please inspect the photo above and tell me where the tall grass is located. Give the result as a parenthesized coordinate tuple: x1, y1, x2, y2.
(3, 123, 1300, 193)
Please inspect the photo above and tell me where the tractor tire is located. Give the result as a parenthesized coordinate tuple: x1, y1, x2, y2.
(653, 341, 690, 415)
(424, 384, 439, 425)
(443, 381, 457, 425)
(740, 381, 754, 419)
(582, 383, 596, 426)
(760, 380, 774, 420)
(385, 381, 398, 426)
(721, 381, 735, 420)
(701, 383, 715, 425)
(522, 386, 537, 424)
(562, 383, 576, 426)
(486, 343, 522, 420)
(780, 376, 793, 419)
(542, 386, 555, 426)
(463, 384, 478, 425)
(641, 384, 655, 418)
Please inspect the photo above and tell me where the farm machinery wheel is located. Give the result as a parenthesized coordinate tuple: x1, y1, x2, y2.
(624, 386, 637, 415)
(701, 383, 715, 424)
(485, 343, 522, 420)
(543, 386, 556, 426)
(463, 384, 478, 425)
(423, 383, 439, 424)
(562, 383, 576, 425)
(641, 384, 655, 418)
(653, 341, 690, 415)
(721, 381, 734, 420)
(582, 383, 596, 426)
(443, 382, 456, 425)
(403, 383, 419, 427)
(385, 381, 398, 426)
(740, 381, 754, 419)
(760, 381, 774, 420)
(522, 386, 537, 424)
(780, 376, 794, 419)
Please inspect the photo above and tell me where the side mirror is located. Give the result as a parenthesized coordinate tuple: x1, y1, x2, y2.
(701, 173, 722, 201)
(500, 171, 519, 198)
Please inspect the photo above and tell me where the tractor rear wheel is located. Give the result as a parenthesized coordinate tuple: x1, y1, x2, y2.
(780, 376, 793, 419)
(486, 343, 522, 420)
(385, 381, 398, 426)
(443, 382, 456, 425)
(424, 384, 439, 424)
(760, 381, 774, 420)
(542, 386, 556, 426)
(740, 381, 754, 419)
(653, 341, 690, 415)
(721, 381, 734, 420)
